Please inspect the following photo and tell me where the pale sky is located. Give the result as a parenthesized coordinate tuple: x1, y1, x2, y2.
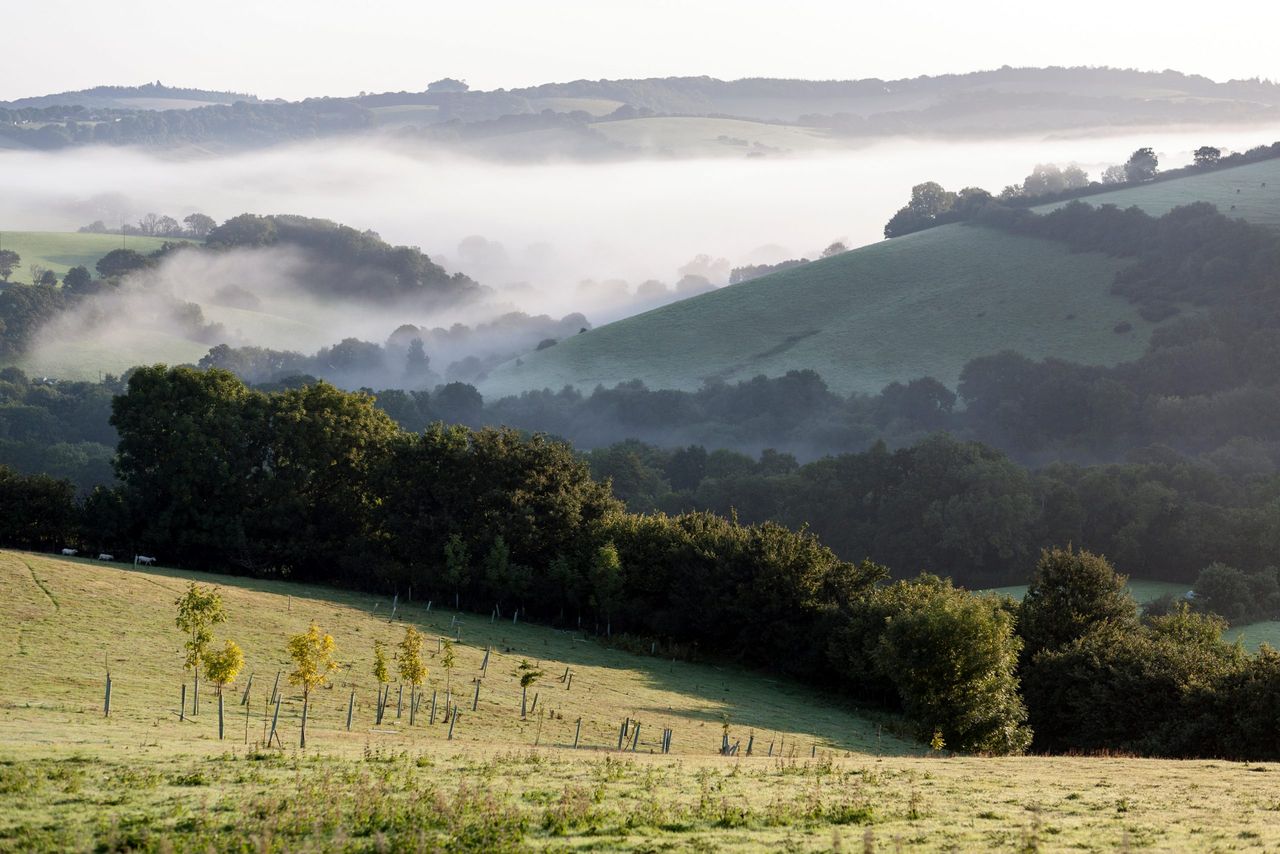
(2, 0, 1278, 102)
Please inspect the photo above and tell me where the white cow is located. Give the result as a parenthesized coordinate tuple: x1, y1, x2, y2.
(134, 555, 157, 566)
(97, 553, 114, 561)
(60, 548, 78, 556)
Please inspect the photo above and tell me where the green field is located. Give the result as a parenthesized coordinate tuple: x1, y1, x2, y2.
(1036, 157, 1280, 226)
(5, 552, 1280, 851)
(984, 580, 1280, 653)
(482, 157, 1280, 399)
(482, 226, 1138, 397)
(0, 231, 182, 277)
(982, 579, 1191, 605)
(14, 335, 210, 382)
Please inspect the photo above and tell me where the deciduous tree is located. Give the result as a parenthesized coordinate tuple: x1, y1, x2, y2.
(288, 622, 338, 747)
(175, 582, 227, 715)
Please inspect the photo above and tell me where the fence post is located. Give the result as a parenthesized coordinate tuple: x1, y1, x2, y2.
(180, 684, 186, 722)
(240, 673, 254, 706)
(268, 694, 281, 747)
(448, 708, 459, 740)
(103, 673, 112, 717)
(346, 689, 355, 731)
(472, 681, 481, 711)
(574, 717, 582, 748)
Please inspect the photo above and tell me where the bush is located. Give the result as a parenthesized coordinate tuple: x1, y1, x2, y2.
(1192, 563, 1280, 624)
(874, 581, 1031, 754)
(1019, 546, 1138, 661)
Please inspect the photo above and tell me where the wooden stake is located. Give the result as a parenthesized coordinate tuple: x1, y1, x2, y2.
(574, 717, 582, 748)
(472, 680, 480, 711)
(240, 673, 254, 706)
(269, 670, 281, 705)
(346, 689, 355, 731)
(217, 691, 225, 740)
(180, 683, 186, 722)
(103, 673, 112, 717)
(430, 689, 438, 725)
(268, 694, 281, 747)
(448, 707, 458, 740)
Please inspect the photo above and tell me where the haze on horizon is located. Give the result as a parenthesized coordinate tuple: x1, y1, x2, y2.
(2, 0, 1279, 102)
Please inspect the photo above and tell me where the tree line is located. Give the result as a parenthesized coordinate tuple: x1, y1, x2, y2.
(8, 365, 1280, 758)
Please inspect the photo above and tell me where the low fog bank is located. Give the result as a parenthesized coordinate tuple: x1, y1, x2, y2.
(11, 124, 1280, 289)
(10, 123, 1280, 389)
(24, 244, 597, 389)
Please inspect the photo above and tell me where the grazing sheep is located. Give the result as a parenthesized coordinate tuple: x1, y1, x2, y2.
(97, 553, 114, 561)
(60, 548, 78, 556)
(134, 555, 157, 566)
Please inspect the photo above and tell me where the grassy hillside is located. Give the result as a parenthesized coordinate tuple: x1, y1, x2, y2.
(0, 231, 181, 277)
(1037, 157, 1280, 226)
(13, 336, 209, 382)
(5, 551, 1280, 851)
(483, 157, 1280, 399)
(483, 226, 1136, 397)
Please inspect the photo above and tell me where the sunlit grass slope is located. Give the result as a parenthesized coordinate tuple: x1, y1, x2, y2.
(6, 552, 1280, 851)
(0, 232, 181, 277)
(0, 551, 904, 760)
(483, 226, 1136, 397)
(483, 157, 1280, 399)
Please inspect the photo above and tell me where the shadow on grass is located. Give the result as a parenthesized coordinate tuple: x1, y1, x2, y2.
(14, 550, 917, 756)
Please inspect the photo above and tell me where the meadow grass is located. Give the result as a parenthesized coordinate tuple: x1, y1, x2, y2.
(13, 335, 209, 381)
(1036, 158, 1280, 227)
(0, 232, 184, 277)
(482, 226, 1137, 397)
(6, 551, 1280, 851)
(483, 157, 1280, 400)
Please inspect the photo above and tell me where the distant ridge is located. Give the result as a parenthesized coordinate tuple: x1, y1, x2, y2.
(1, 82, 260, 110)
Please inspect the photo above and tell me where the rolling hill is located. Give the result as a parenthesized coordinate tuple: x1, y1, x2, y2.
(481, 157, 1280, 399)
(5, 550, 1280, 851)
(0, 231, 182, 277)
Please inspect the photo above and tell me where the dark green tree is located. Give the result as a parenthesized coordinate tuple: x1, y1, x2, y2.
(1124, 147, 1159, 182)
(1019, 546, 1138, 661)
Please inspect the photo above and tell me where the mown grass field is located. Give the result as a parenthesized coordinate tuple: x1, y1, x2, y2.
(6, 551, 1280, 851)
(0, 232, 181, 277)
(482, 226, 1137, 397)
